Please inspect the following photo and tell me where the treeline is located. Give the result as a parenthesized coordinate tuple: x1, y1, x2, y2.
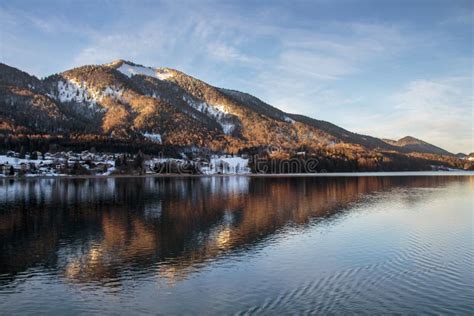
(248, 151, 466, 173)
(0, 134, 181, 156)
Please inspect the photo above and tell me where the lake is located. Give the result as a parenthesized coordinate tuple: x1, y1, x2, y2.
(0, 174, 473, 314)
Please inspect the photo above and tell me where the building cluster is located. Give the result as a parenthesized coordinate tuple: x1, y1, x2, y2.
(0, 150, 251, 177)
(0, 150, 115, 176)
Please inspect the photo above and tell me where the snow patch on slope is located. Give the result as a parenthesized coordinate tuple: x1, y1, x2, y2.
(284, 116, 295, 123)
(117, 63, 173, 80)
(182, 95, 236, 134)
(56, 79, 123, 110)
(143, 132, 162, 144)
(57, 80, 91, 104)
(156, 69, 173, 80)
(220, 123, 235, 134)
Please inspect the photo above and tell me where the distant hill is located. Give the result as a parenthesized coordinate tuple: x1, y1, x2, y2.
(383, 136, 453, 156)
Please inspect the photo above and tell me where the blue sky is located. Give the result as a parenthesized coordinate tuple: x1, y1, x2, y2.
(1, 0, 472, 153)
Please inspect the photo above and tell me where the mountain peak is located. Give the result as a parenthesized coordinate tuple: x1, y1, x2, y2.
(106, 59, 137, 67)
(398, 136, 422, 144)
(105, 60, 174, 80)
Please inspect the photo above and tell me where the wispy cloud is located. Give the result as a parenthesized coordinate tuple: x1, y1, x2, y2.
(354, 76, 473, 153)
(249, 22, 413, 115)
(71, 5, 258, 70)
(206, 42, 259, 64)
(439, 7, 473, 26)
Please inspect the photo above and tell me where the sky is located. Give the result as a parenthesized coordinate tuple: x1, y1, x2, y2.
(1, 0, 472, 153)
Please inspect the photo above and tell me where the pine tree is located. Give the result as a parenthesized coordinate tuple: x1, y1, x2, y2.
(19, 146, 26, 159)
(133, 151, 144, 169)
(114, 156, 122, 167)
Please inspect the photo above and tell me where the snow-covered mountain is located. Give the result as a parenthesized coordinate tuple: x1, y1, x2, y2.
(0, 60, 467, 171)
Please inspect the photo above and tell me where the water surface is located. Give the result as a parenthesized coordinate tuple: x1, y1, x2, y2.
(0, 175, 473, 314)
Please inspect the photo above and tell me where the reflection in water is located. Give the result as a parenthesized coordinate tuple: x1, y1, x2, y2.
(0, 176, 473, 314)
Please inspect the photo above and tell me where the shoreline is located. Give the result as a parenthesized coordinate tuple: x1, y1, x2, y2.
(1, 170, 473, 180)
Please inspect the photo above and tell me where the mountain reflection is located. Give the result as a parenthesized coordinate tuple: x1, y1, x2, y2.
(0, 176, 469, 287)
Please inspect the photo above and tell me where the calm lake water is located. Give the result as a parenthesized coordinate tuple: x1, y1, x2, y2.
(0, 175, 473, 315)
